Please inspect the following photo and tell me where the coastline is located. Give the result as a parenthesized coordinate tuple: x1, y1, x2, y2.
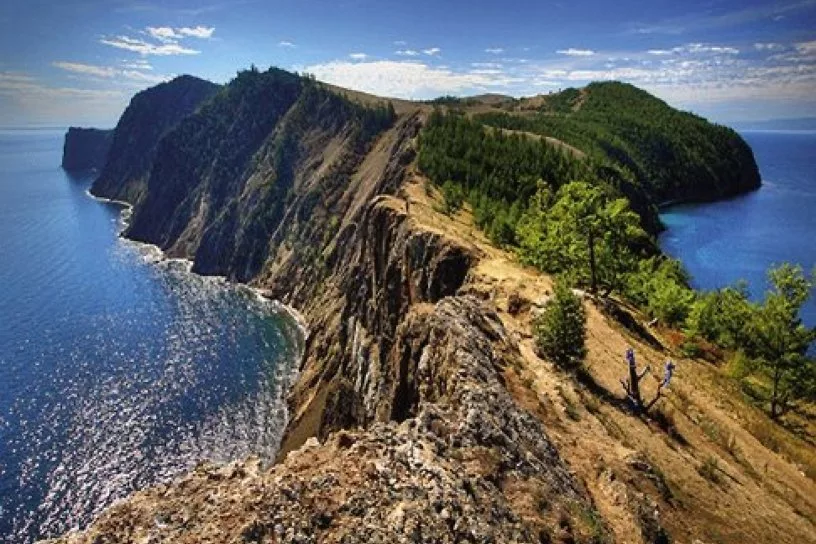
(84, 184, 308, 439)
(656, 182, 763, 211)
(85, 187, 309, 336)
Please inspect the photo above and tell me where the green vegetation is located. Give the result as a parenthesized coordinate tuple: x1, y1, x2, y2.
(533, 282, 587, 369)
(418, 109, 589, 245)
(439, 180, 465, 215)
(698, 456, 723, 484)
(476, 82, 760, 205)
(517, 181, 649, 294)
(627, 257, 695, 327)
(417, 83, 812, 424)
(686, 265, 816, 418)
(742, 265, 816, 418)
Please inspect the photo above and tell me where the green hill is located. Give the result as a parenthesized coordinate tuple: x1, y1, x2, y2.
(476, 82, 761, 207)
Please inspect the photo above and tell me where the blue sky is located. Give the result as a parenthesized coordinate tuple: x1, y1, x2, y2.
(1, 0, 814, 126)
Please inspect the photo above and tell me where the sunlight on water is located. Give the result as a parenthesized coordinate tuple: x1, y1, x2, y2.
(3, 249, 302, 541)
(0, 129, 303, 543)
(3, 247, 302, 541)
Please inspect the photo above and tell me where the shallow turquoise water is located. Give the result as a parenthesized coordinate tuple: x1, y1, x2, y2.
(0, 129, 302, 542)
(659, 130, 816, 326)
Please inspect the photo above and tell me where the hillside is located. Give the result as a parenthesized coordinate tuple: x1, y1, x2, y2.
(474, 82, 761, 208)
(49, 70, 814, 544)
(89, 75, 220, 204)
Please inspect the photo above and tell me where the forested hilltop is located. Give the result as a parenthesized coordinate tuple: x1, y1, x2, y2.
(419, 82, 761, 240)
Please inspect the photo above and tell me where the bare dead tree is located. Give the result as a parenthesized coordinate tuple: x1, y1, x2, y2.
(621, 348, 673, 413)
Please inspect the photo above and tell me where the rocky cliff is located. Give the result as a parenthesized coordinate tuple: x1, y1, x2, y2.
(61, 127, 112, 171)
(50, 70, 816, 544)
(90, 75, 220, 204)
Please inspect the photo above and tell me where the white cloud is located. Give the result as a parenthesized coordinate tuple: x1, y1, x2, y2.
(795, 39, 816, 55)
(303, 60, 520, 99)
(122, 59, 153, 70)
(177, 25, 214, 38)
(754, 42, 783, 51)
(145, 26, 178, 42)
(0, 81, 122, 99)
(485, 47, 504, 54)
(0, 71, 128, 125)
(683, 43, 739, 55)
(120, 70, 169, 84)
(52, 61, 169, 84)
(145, 25, 214, 42)
(100, 35, 200, 56)
(0, 72, 37, 86)
(394, 40, 407, 46)
(557, 48, 596, 57)
(643, 43, 740, 58)
(423, 47, 441, 56)
(53, 62, 118, 78)
(279, 40, 296, 48)
(533, 79, 561, 87)
(349, 53, 368, 60)
(395, 49, 420, 56)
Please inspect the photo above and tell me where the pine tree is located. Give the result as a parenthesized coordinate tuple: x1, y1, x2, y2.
(744, 264, 816, 418)
(533, 282, 587, 369)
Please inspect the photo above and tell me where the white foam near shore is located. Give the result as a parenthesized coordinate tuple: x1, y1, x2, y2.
(84, 188, 309, 339)
(246, 286, 310, 339)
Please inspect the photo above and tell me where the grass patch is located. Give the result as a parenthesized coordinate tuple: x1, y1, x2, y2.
(580, 390, 602, 416)
(670, 387, 692, 415)
(698, 456, 723, 485)
(556, 385, 582, 421)
(567, 502, 611, 544)
(747, 418, 816, 482)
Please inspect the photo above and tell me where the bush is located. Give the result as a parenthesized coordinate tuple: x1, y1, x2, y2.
(626, 257, 694, 326)
(684, 283, 752, 349)
(440, 179, 465, 215)
(533, 282, 587, 369)
(698, 456, 722, 484)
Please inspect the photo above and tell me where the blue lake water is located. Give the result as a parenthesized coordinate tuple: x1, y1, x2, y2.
(0, 129, 303, 543)
(659, 130, 816, 326)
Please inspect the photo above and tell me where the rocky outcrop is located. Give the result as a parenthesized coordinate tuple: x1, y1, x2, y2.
(48, 297, 601, 544)
(61, 127, 112, 171)
(90, 75, 220, 204)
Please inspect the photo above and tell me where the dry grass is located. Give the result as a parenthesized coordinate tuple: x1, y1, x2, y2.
(398, 171, 816, 544)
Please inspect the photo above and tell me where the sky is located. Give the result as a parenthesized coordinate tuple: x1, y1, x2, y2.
(1, 0, 815, 127)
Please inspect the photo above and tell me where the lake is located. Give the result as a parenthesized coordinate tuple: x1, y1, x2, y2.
(0, 128, 303, 543)
(659, 130, 816, 326)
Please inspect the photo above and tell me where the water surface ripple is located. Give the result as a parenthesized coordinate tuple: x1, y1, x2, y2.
(0, 128, 302, 543)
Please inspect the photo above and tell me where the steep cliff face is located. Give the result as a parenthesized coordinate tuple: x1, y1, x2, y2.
(90, 75, 219, 204)
(61, 127, 112, 171)
(48, 295, 603, 543)
(117, 69, 395, 283)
